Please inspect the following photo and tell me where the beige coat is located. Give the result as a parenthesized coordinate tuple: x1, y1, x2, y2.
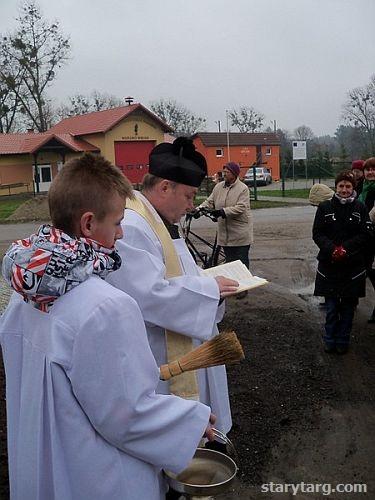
(200, 178, 253, 246)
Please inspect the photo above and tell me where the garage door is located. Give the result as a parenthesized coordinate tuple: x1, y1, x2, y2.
(114, 141, 156, 184)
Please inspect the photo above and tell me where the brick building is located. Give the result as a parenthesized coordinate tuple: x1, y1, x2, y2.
(192, 132, 280, 180)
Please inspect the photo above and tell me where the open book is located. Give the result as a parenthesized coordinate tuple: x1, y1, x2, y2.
(201, 260, 268, 294)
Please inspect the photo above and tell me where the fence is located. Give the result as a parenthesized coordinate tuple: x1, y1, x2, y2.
(281, 159, 353, 183)
(0, 182, 31, 196)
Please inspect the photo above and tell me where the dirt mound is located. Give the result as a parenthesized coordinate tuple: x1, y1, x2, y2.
(6, 195, 50, 222)
(222, 287, 338, 487)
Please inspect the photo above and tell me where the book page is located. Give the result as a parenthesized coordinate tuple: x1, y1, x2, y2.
(201, 260, 268, 293)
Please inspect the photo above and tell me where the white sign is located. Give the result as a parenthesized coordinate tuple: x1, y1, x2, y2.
(292, 141, 307, 160)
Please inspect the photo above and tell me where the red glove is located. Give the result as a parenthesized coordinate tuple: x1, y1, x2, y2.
(332, 245, 347, 262)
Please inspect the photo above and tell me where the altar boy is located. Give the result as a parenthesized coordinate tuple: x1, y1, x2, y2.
(0, 153, 214, 500)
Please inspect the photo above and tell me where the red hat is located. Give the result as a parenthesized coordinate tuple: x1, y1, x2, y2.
(224, 162, 240, 177)
(351, 160, 365, 171)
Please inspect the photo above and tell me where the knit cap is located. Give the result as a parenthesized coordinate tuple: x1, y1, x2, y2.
(351, 160, 365, 171)
(309, 184, 334, 206)
(224, 162, 240, 177)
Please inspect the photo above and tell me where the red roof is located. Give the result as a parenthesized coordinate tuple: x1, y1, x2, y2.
(193, 132, 281, 146)
(0, 132, 99, 155)
(49, 103, 173, 136)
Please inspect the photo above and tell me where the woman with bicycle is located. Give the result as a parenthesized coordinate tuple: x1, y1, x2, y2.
(197, 162, 253, 270)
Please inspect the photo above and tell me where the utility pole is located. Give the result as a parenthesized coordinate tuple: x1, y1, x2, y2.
(226, 110, 231, 161)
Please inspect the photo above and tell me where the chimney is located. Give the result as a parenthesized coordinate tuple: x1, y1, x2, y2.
(27, 128, 34, 133)
(124, 96, 134, 106)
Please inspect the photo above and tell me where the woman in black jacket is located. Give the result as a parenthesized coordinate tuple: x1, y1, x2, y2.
(313, 170, 372, 354)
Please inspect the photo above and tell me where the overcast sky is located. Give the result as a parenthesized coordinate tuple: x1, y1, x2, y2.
(1, 0, 374, 137)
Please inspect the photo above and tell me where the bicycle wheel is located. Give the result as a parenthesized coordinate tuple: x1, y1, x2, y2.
(211, 244, 226, 267)
(185, 236, 208, 268)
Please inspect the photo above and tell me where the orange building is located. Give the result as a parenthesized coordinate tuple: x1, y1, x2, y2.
(192, 132, 281, 180)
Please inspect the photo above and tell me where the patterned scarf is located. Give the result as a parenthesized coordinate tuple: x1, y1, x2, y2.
(334, 192, 357, 205)
(2, 224, 121, 312)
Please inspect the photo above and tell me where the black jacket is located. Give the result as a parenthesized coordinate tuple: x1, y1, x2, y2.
(356, 178, 364, 196)
(313, 196, 372, 298)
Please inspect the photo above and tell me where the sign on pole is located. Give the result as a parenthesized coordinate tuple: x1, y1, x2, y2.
(292, 141, 307, 160)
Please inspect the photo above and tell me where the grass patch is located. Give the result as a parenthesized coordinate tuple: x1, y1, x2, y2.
(257, 188, 310, 198)
(0, 195, 31, 221)
(194, 195, 209, 205)
(251, 200, 291, 209)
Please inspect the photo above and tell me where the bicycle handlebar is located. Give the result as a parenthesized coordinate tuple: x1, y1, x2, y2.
(187, 207, 218, 222)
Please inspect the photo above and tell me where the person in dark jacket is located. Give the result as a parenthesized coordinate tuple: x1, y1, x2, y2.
(358, 157, 375, 322)
(358, 157, 375, 210)
(351, 159, 365, 196)
(313, 170, 372, 353)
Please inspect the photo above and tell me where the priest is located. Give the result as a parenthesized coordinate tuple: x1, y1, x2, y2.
(107, 138, 238, 450)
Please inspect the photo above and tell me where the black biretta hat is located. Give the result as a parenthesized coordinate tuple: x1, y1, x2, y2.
(149, 137, 207, 187)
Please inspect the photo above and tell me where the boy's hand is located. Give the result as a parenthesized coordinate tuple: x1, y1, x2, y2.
(203, 413, 217, 441)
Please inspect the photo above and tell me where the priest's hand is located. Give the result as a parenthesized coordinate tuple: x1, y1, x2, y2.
(203, 413, 217, 441)
(215, 276, 239, 298)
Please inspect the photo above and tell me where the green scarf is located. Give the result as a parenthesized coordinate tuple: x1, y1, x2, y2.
(358, 180, 375, 204)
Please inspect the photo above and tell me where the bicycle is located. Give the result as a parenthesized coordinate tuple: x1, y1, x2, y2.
(180, 208, 226, 269)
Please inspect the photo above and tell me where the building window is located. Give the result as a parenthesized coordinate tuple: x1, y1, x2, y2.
(216, 148, 224, 157)
(266, 147, 272, 156)
(40, 166, 51, 183)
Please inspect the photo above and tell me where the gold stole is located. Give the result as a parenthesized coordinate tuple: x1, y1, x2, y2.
(126, 197, 199, 400)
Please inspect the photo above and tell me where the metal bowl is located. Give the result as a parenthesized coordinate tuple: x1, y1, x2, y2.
(164, 448, 238, 497)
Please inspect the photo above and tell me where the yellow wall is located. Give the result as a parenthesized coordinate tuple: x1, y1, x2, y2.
(79, 133, 105, 153)
(0, 154, 33, 196)
(0, 109, 166, 195)
(82, 110, 165, 163)
(0, 152, 79, 196)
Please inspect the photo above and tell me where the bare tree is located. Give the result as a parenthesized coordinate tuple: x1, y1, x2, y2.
(335, 125, 364, 160)
(0, 79, 20, 132)
(228, 106, 264, 132)
(342, 74, 375, 156)
(150, 99, 206, 135)
(56, 91, 123, 121)
(0, 1, 70, 131)
(293, 125, 315, 140)
(56, 94, 90, 120)
(91, 91, 123, 112)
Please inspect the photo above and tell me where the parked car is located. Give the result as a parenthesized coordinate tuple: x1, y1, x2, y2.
(243, 167, 272, 186)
